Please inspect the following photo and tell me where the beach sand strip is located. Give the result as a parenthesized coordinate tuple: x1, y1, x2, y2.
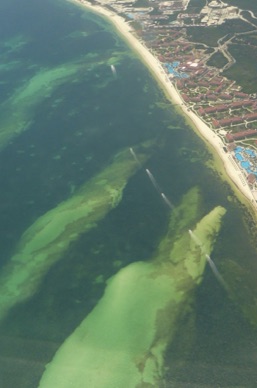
(71, 0, 256, 209)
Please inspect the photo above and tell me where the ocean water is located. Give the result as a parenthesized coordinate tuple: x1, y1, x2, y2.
(0, 0, 257, 387)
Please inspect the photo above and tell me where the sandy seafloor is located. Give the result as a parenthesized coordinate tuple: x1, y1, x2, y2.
(0, 0, 257, 386)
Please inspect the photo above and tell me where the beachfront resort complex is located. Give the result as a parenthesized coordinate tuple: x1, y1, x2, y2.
(81, 0, 257, 202)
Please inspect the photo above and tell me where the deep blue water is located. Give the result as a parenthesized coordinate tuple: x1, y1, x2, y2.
(0, 0, 257, 387)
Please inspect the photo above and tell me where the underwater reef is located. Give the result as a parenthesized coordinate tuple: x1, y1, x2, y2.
(0, 144, 152, 323)
(38, 188, 226, 387)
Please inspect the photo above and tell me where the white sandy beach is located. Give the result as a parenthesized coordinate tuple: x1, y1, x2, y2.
(73, 0, 256, 208)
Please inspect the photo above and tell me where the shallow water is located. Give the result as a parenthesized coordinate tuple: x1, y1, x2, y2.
(0, 0, 257, 387)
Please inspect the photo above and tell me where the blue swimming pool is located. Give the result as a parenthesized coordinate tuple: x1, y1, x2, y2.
(235, 153, 243, 161)
(164, 63, 188, 79)
(241, 161, 250, 169)
(245, 149, 257, 157)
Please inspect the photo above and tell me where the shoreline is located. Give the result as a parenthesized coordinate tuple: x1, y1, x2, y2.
(71, 0, 257, 212)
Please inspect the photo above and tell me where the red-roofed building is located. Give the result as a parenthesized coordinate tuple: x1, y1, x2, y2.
(206, 94, 218, 101)
(210, 79, 222, 86)
(198, 81, 209, 87)
(231, 100, 254, 108)
(198, 107, 205, 115)
(191, 96, 201, 102)
(215, 84, 225, 93)
(247, 174, 256, 184)
(225, 133, 234, 142)
(227, 142, 236, 151)
(245, 113, 257, 121)
(234, 91, 249, 98)
(220, 93, 233, 100)
(204, 104, 228, 114)
(225, 129, 257, 142)
(181, 93, 189, 102)
(214, 116, 245, 128)
(212, 119, 220, 128)
(219, 116, 244, 126)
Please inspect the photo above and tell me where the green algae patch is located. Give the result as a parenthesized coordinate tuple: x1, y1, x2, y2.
(38, 190, 226, 388)
(3, 34, 29, 53)
(0, 144, 152, 322)
(38, 261, 183, 388)
(0, 49, 137, 151)
(0, 62, 80, 150)
(185, 206, 226, 283)
(155, 187, 201, 264)
(12, 65, 79, 104)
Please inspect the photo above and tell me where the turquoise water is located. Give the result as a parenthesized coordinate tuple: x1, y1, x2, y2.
(0, 0, 257, 386)
(235, 146, 257, 175)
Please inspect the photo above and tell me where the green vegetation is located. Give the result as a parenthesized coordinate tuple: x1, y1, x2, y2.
(195, 44, 208, 50)
(240, 11, 257, 27)
(168, 12, 180, 23)
(207, 51, 228, 69)
(134, 0, 150, 7)
(233, 32, 257, 47)
(187, 19, 253, 47)
(130, 20, 143, 32)
(187, 26, 224, 47)
(226, 0, 257, 14)
(187, 0, 206, 14)
(205, 47, 215, 54)
(224, 44, 257, 93)
(241, 139, 257, 147)
(149, 7, 162, 15)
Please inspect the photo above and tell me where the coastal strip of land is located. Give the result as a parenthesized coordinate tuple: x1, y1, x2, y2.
(70, 0, 256, 210)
